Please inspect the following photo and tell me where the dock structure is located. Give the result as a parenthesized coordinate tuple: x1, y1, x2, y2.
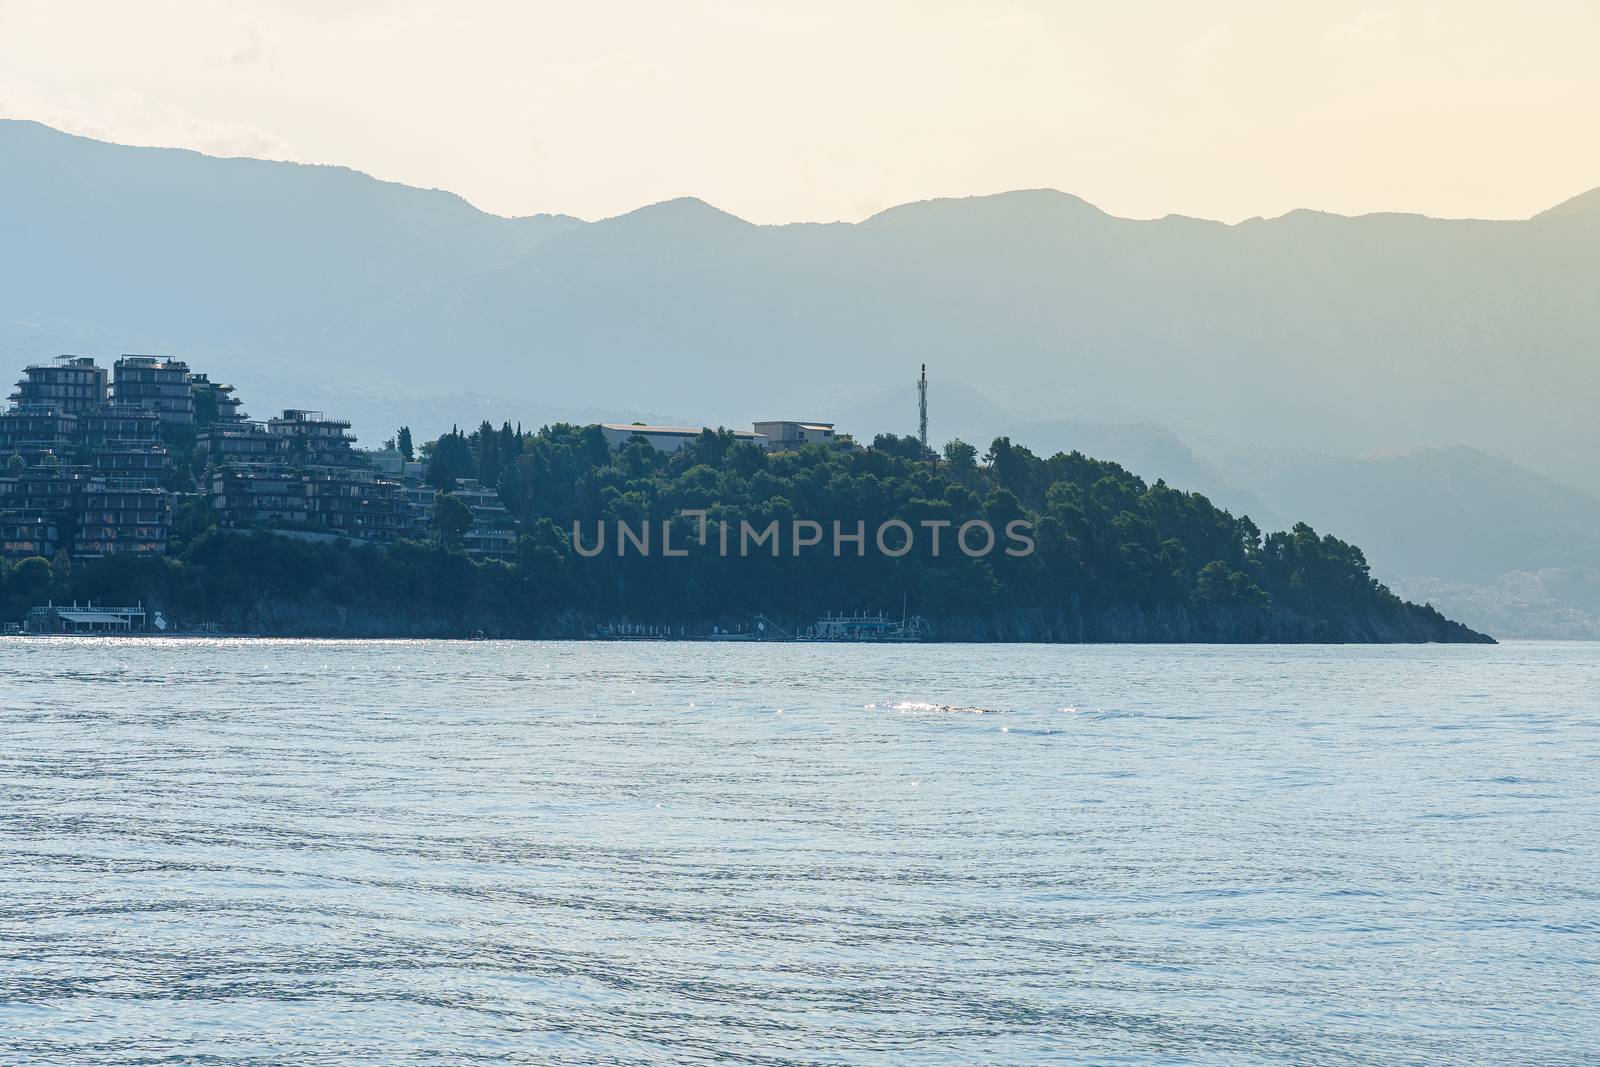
(804, 611, 932, 642)
(25, 601, 148, 634)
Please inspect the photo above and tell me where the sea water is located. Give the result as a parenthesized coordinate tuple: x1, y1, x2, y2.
(1, 639, 1596, 1065)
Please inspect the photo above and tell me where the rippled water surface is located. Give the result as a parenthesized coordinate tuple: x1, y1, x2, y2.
(1, 639, 1596, 1065)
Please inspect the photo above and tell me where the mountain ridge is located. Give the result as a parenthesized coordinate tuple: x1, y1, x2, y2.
(1534, 185, 1600, 220)
(9, 119, 1593, 228)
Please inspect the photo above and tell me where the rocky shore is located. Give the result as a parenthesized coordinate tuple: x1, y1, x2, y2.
(178, 594, 1492, 644)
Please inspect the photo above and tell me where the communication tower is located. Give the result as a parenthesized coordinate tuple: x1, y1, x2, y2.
(918, 364, 928, 451)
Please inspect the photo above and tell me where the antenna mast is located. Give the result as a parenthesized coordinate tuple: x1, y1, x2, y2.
(917, 363, 929, 452)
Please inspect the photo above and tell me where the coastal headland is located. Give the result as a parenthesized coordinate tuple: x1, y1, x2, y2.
(0, 353, 1487, 643)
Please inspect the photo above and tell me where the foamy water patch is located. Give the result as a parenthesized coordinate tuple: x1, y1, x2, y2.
(865, 700, 994, 715)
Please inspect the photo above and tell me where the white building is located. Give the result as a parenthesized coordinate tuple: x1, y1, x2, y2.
(448, 478, 518, 560)
(601, 423, 767, 453)
(752, 421, 837, 451)
(359, 447, 426, 481)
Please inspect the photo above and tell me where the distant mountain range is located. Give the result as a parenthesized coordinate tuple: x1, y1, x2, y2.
(3, 118, 1598, 636)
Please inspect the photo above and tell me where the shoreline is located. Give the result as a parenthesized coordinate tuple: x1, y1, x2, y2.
(3, 631, 1499, 646)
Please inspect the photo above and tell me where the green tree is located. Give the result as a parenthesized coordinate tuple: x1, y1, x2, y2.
(1196, 560, 1269, 607)
(872, 432, 931, 462)
(943, 438, 978, 474)
(9, 556, 52, 601)
(431, 491, 473, 549)
(424, 430, 472, 490)
(397, 426, 415, 463)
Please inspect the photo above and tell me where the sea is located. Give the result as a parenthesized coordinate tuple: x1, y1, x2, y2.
(0, 638, 1595, 1065)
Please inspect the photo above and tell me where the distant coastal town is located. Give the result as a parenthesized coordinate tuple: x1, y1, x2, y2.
(0, 353, 488, 564)
(0, 352, 852, 566)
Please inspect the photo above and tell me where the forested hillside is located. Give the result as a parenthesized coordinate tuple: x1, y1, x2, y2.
(4, 426, 1488, 642)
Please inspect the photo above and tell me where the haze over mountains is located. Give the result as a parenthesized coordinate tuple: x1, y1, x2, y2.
(3, 118, 1598, 636)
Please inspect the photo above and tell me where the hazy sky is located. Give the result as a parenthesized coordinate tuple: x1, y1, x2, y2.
(1, 0, 1596, 224)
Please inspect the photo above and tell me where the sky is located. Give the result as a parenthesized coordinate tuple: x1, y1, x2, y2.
(1, 0, 1597, 224)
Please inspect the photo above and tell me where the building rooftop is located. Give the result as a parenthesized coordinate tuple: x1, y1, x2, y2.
(602, 422, 763, 438)
(56, 611, 139, 625)
(756, 419, 834, 426)
(118, 354, 187, 366)
(275, 409, 350, 425)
